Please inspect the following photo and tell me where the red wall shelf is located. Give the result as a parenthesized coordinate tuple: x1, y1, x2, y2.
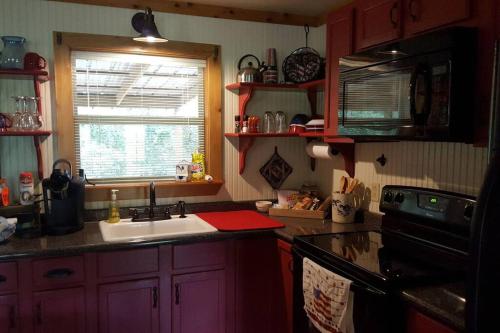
(224, 133, 299, 138)
(0, 68, 50, 179)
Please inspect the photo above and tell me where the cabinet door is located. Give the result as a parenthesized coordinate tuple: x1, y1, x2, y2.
(33, 287, 85, 333)
(406, 307, 456, 333)
(0, 294, 18, 333)
(404, 0, 470, 35)
(324, 4, 354, 136)
(277, 240, 293, 333)
(172, 270, 225, 333)
(98, 279, 159, 333)
(356, 0, 402, 49)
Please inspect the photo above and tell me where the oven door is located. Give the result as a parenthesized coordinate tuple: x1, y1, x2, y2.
(292, 246, 404, 333)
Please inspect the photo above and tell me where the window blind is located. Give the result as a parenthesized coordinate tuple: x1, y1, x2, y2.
(71, 51, 206, 182)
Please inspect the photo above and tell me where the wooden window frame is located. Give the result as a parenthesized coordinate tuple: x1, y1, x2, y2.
(53, 32, 223, 201)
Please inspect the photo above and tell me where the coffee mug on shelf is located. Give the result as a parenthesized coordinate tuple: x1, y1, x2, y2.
(331, 191, 361, 224)
(24, 52, 47, 70)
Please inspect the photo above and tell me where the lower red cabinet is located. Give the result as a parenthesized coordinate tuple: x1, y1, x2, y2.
(98, 279, 160, 333)
(0, 294, 18, 333)
(277, 240, 293, 333)
(33, 287, 85, 333)
(172, 270, 225, 333)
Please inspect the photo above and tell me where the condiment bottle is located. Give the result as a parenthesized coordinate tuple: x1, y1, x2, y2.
(242, 115, 249, 133)
(19, 172, 34, 205)
(0, 178, 9, 206)
(234, 115, 241, 133)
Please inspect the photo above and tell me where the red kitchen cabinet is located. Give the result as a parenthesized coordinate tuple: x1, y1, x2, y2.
(404, 0, 470, 35)
(356, 0, 402, 49)
(0, 294, 18, 333)
(33, 287, 85, 333)
(324, 4, 354, 136)
(406, 307, 456, 333)
(98, 279, 160, 333)
(276, 239, 293, 333)
(172, 270, 225, 333)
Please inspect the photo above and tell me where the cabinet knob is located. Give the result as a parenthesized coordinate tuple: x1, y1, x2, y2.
(390, 2, 399, 27)
(152, 286, 158, 308)
(175, 283, 180, 305)
(409, 0, 419, 21)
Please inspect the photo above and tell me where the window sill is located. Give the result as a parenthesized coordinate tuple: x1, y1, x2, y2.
(85, 180, 224, 202)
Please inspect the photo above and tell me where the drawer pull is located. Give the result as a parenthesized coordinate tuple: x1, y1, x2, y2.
(152, 287, 158, 308)
(175, 283, 180, 305)
(0, 275, 6, 283)
(36, 303, 42, 325)
(9, 305, 15, 329)
(44, 268, 74, 279)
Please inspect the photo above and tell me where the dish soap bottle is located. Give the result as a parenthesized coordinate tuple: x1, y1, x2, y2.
(107, 189, 120, 224)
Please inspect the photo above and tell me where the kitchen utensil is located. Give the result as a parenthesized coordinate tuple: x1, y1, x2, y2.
(346, 178, 359, 194)
(282, 26, 324, 83)
(260, 146, 293, 189)
(0, 113, 12, 132)
(0, 36, 26, 69)
(255, 200, 273, 213)
(23, 52, 47, 70)
(237, 54, 263, 83)
(275, 111, 287, 133)
(263, 111, 275, 133)
(331, 191, 361, 224)
(339, 176, 348, 193)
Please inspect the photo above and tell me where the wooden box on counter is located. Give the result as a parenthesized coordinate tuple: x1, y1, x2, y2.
(268, 207, 327, 220)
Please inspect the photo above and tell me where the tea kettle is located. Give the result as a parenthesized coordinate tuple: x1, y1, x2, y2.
(237, 54, 263, 83)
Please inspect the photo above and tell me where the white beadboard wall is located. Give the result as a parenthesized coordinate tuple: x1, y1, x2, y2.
(0, 0, 326, 209)
(316, 141, 489, 212)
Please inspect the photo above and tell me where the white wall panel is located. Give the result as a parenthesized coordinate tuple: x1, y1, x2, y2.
(0, 0, 326, 208)
(315, 141, 488, 213)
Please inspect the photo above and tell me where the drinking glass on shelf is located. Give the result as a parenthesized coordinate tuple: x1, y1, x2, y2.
(263, 111, 275, 133)
(11, 96, 25, 130)
(275, 111, 287, 133)
(25, 97, 42, 129)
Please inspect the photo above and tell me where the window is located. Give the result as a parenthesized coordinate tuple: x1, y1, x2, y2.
(72, 51, 205, 181)
(54, 32, 222, 200)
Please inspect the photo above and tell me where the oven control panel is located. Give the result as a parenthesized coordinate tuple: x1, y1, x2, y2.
(379, 185, 476, 230)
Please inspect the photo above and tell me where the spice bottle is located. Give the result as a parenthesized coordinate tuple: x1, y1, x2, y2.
(234, 115, 241, 133)
(242, 115, 249, 133)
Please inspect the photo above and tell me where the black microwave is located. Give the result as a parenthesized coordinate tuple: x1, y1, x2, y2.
(338, 27, 477, 142)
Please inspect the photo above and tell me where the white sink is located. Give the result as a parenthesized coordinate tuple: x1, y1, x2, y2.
(99, 214, 217, 242)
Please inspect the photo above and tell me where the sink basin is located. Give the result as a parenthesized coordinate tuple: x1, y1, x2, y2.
(99, 214, 218, 242)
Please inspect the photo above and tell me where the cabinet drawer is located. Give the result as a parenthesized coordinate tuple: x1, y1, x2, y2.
(32, 256, 85, 289)
(0, 262, 17, 293)
(173, 241, 226, 271)
(98, 248, 159, 278)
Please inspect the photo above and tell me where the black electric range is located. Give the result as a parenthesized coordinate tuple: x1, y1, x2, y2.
(292, 186, 475, 333)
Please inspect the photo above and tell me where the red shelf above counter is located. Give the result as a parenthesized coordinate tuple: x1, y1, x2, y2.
(0, 130, 52, 137)
(0, 69, 49, 82)
(224, 132, 299, 138)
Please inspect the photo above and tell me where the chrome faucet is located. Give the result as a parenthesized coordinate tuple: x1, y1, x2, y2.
(149, 181, 156, 219)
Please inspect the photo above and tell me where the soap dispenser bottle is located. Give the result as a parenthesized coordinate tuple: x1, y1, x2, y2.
(107, 189, 120, 223)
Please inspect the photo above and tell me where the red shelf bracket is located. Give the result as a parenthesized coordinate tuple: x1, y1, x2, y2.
(238, 137, 255, 174)
(238, 86, 254, 118)
(329, 143, 355, 177)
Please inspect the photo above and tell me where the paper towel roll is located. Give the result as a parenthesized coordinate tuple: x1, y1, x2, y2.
(306, 142, 335, 160)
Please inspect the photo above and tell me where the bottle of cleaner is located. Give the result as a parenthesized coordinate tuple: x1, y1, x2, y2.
(107, 189, 120, 223)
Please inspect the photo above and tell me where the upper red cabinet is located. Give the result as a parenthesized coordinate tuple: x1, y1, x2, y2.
(404, 0, 470, 35)
(356, 0, 402, 49)
(324, 4, 354, 136)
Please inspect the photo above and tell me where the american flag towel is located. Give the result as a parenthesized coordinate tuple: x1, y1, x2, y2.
(303, 258, 355, 333)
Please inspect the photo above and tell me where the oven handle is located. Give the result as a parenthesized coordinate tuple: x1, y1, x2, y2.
(293, 247, 387, 298)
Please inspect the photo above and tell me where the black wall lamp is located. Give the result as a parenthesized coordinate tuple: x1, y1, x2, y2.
(132, 7, 168, 43)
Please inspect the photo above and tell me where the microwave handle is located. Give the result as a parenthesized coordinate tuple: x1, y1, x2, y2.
(409, 64, 432, 125)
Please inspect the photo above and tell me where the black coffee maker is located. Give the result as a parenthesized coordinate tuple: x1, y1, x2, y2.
(42, 159, 85, 235)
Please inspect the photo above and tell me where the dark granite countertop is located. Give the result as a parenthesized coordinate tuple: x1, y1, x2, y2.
(401, 282, 466, 332)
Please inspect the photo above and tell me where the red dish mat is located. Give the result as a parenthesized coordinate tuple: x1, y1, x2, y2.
(196, 210, 285, 231)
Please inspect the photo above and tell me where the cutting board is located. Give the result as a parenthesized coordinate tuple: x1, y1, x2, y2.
(196, 210, 285, 231)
